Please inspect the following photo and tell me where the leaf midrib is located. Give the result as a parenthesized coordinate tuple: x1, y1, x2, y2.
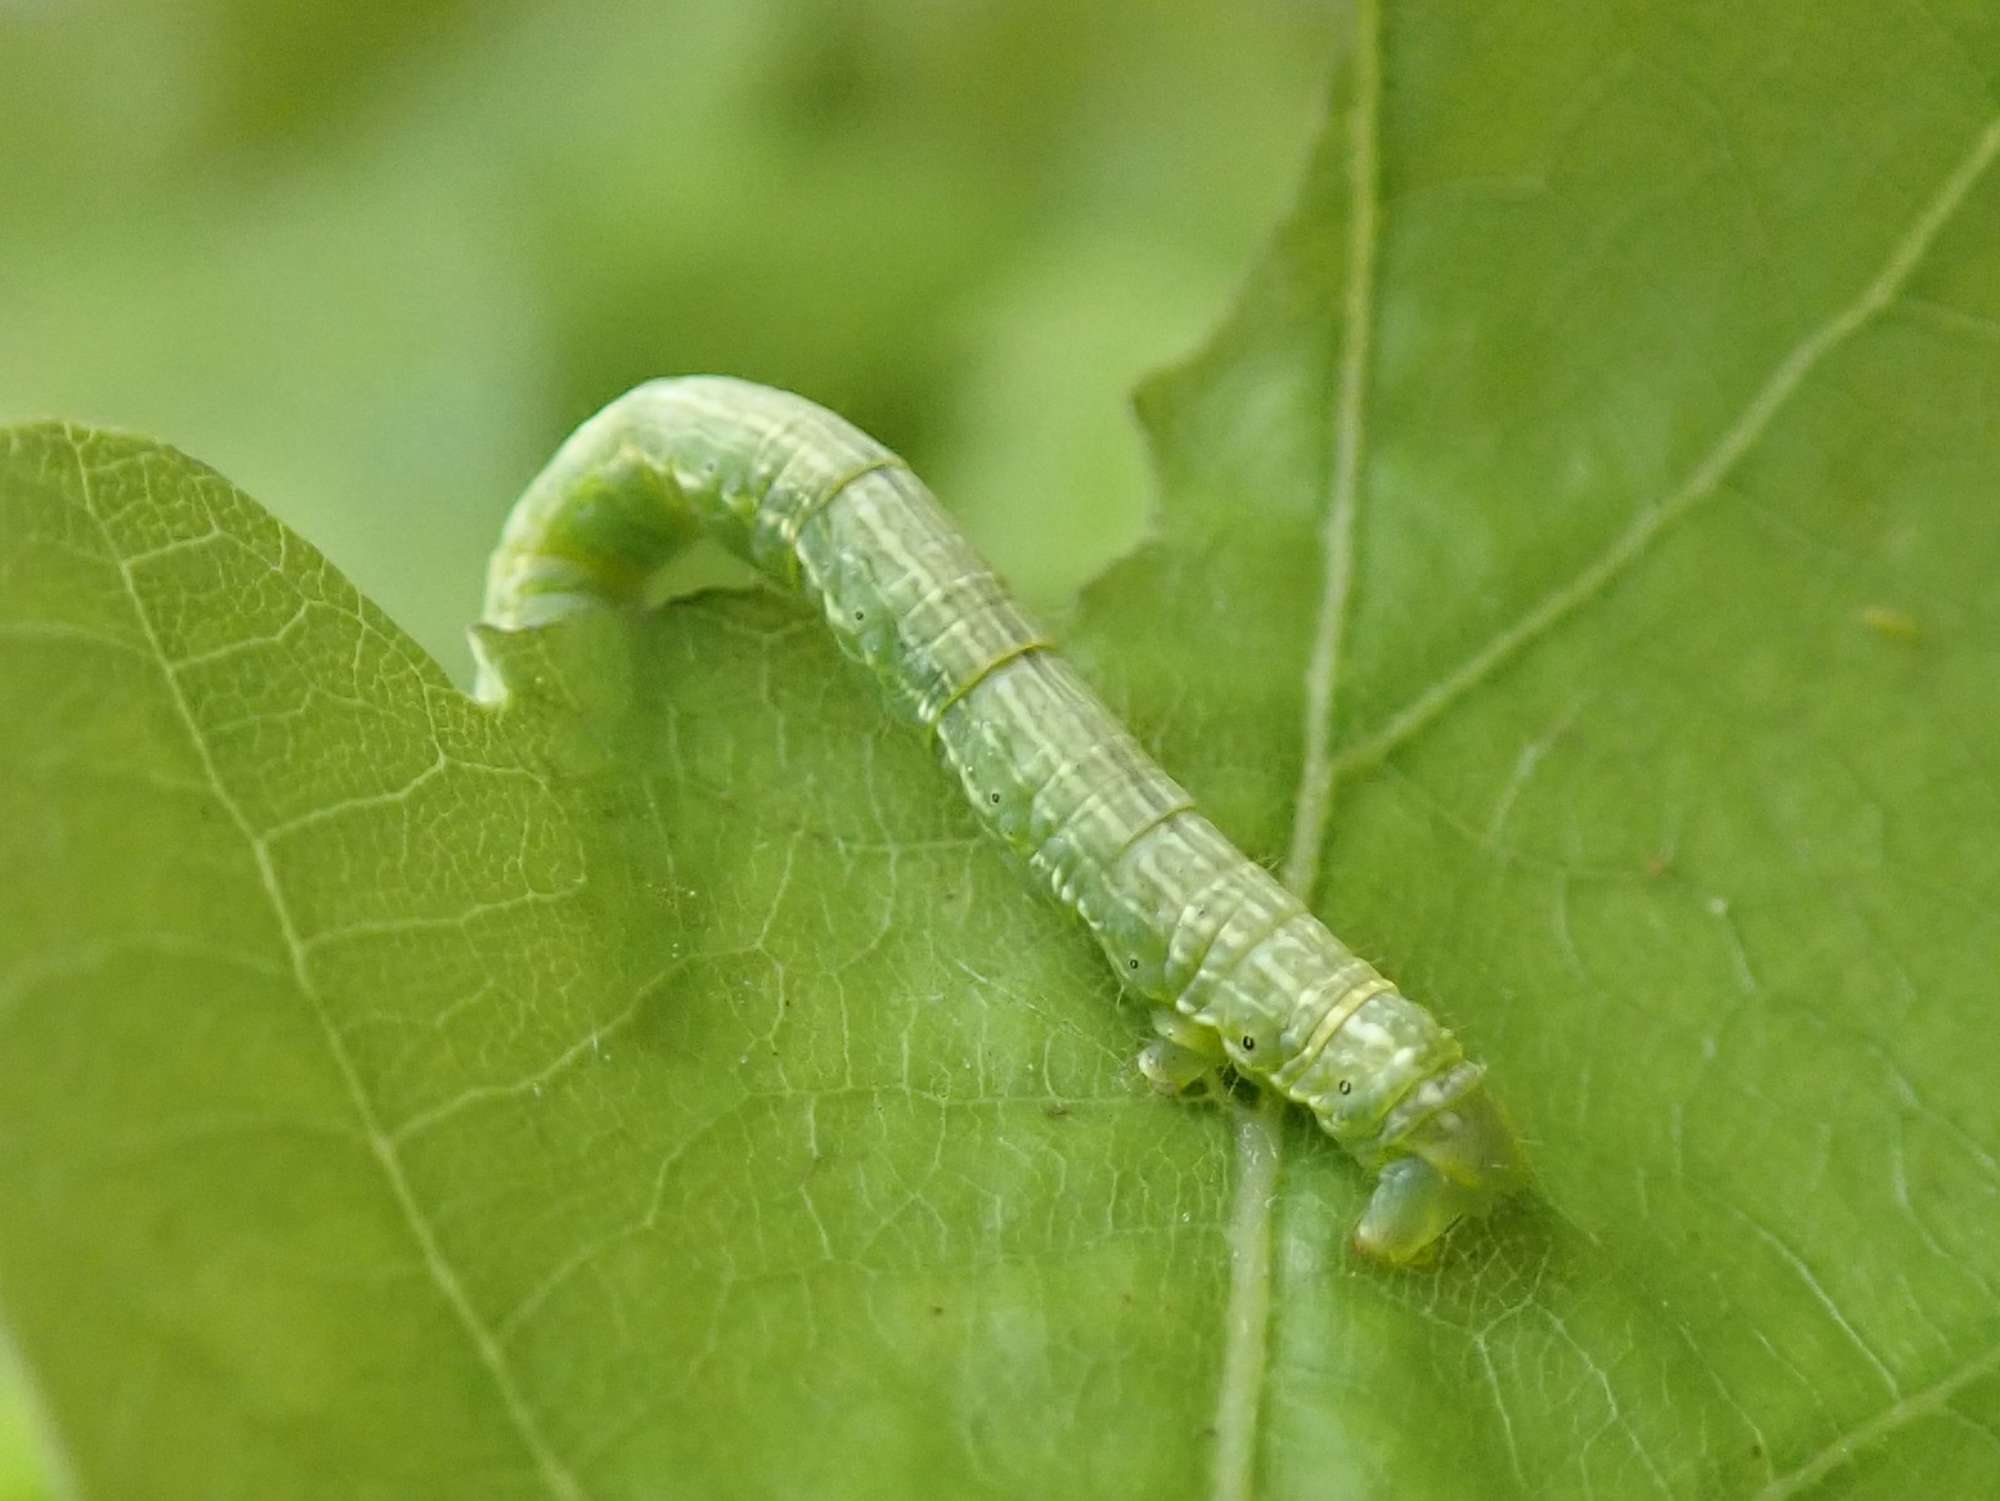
(1207, 2, 1389, 1498)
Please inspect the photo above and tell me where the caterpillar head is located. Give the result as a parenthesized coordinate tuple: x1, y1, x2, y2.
(1353, 1081, 1523, 1266)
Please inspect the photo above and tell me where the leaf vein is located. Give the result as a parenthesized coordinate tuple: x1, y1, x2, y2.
(1754, 1343, 2000, 1500)
(66, 429, 592, 1501)
(1332, 113, 2000, 780)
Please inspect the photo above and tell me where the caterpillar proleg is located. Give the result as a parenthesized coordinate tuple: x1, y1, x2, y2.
(480, 377, 1524, 1264)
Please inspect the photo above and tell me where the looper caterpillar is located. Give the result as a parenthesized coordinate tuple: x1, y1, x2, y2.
(479, 377, 1524, 1264)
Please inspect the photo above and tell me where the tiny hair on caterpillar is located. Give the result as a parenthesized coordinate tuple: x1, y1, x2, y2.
(479, 377, 1525, 1264)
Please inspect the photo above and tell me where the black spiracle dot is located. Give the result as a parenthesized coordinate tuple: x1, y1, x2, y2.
(989, 792, 1002, 805)
(1240, 1035, 1256, 1052)
(853, 609, 865, 622)
(1127, 957, 1140, 971)
(1337, 1079, 1352, 1095)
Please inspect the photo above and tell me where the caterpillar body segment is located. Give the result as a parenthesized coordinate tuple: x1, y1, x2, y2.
(482, 376, 1525, 1263)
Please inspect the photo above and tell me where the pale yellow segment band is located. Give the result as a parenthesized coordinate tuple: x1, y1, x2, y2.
(1270, 974, 1397, 1093)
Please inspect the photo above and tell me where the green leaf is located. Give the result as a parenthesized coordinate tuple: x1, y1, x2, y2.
(0, 1345, 57, 1501)
(4, 6, 2000, 1501)
(0, 424, 1222, 1498)
(1078, 4, 2000, 1496)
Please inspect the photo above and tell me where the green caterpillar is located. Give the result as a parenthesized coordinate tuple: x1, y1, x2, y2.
(480, 377, 1524, 1264)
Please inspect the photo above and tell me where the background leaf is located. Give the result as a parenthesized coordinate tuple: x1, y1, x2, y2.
(6, 2, 2000, 1499)
(0, 0, 1331, 674)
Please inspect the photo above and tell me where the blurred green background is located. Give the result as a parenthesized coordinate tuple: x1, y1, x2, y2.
(0, 0, 1334, 684)
(0, 2, 1330, 1489)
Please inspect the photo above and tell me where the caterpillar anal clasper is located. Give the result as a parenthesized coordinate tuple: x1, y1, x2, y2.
(479, 376, 1526, 1265)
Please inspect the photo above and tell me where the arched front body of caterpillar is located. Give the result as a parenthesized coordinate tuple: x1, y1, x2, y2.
(480, 377, 1525, 1264)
